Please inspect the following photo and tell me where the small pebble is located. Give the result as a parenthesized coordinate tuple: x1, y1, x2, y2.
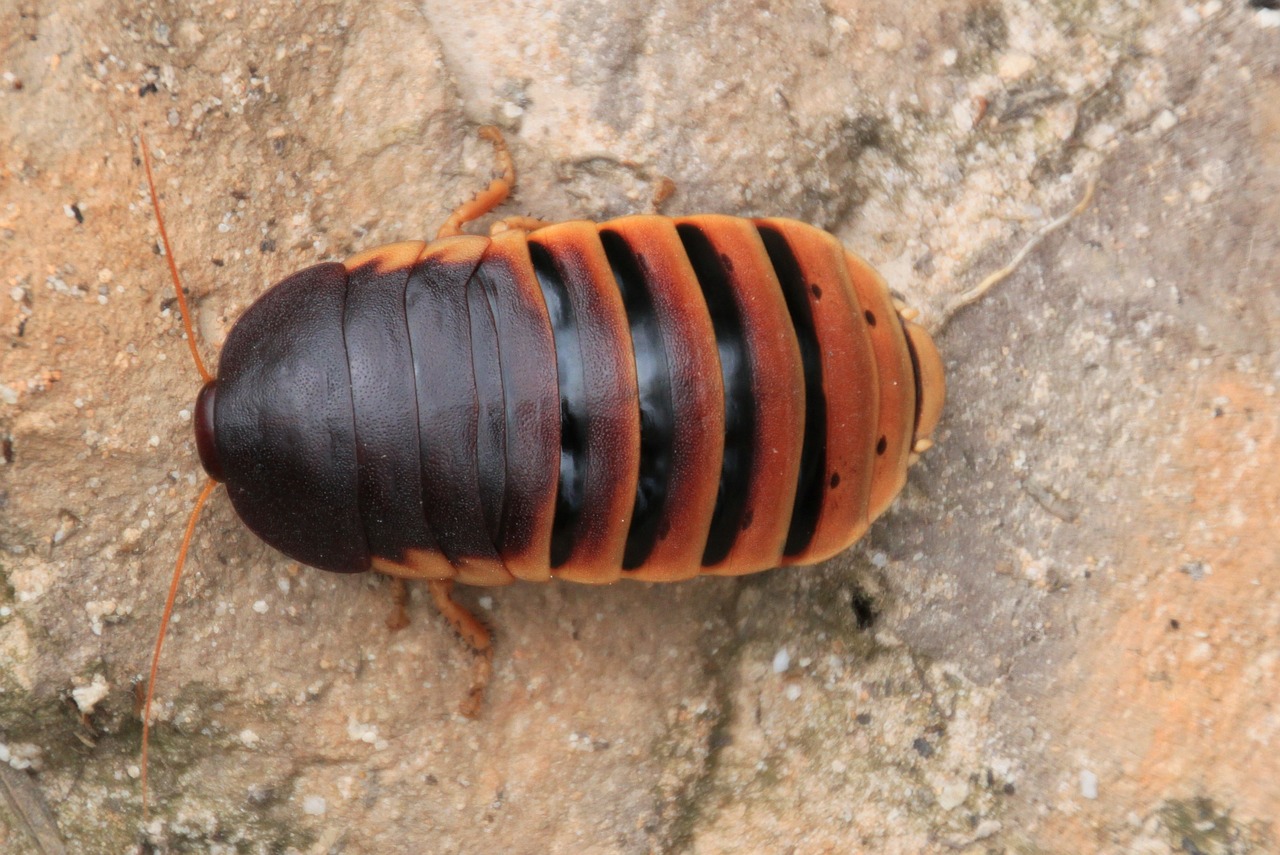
(974, 820, 1002, 839)
(1084, 123, 1117, 149)
(1151, 109, 1177, 134)
(772, 648, 790, 673)
(997, 51, 1035, 80)
(72, 674, 110, 714)
(874, 27, 904, 52)
(1080, 769, 1099, 799)
(938, 781, 969, 810)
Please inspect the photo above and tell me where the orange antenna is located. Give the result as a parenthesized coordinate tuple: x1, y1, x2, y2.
(142, 476, 217, 819)
(141, 134, 214, 384)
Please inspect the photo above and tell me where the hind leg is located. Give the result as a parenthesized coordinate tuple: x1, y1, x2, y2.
(385, 577, 411, 631)
(427, 580, 494, 718)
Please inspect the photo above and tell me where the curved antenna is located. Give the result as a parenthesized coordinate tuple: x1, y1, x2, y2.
(932, 177, 1098, 334)
(141, 134, 214, 383)
(141, 476, 218, 819)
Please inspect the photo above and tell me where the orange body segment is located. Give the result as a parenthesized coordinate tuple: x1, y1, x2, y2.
(526, 221, 641, 584)
(841, 250, 918, 523)
(753, 219, 881, 565)
(599, 216, 725, 582)
(675, 216, 805, 576)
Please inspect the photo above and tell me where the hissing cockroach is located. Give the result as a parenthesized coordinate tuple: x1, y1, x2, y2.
(138, 127, 944, 810)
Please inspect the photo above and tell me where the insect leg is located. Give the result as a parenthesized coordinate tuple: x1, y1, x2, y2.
(427, 580, 494, 718)
(489, 215, 553, 235)
(436, 126, 516, 239)
(385, 577, 411, 631)
(648, 176, 677, 213)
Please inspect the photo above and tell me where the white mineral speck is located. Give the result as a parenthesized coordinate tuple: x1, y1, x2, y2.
(73, 673, 110, 714)
(1151, 110, 1177, 134)
(347, 717, 379, 744)
(303, 795, 327, 815)
(1189, 180, 1213, 204)
(1084, 123, 1117, 149)
(874, 27, 904, 52)
(253, 600, 268, 614)
(784, 684, 802, 701)
(1187, 641, 1213, 663)
(2, 743, 42, 771)
(239, 729, 260, 747)
(974, 820, 1002, 839)
(772, 648, 790, 673)
(938, 781, 969, 810)
(1080, 769, 1099, 799)
(997, 51, 1035, 80)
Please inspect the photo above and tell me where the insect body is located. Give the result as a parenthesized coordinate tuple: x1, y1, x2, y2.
(198, 213, 944, 586)
(139, 128, 943, 809)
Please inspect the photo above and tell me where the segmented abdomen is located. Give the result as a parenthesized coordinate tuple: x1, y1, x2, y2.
(348, 214, 917, 586)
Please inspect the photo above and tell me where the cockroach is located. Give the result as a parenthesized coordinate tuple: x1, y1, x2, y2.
(138, 127, 946, 812)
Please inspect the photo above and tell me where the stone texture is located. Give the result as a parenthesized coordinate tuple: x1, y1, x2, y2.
(1, 0, 1277, 852)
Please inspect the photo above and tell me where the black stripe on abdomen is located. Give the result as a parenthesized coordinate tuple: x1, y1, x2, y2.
(600, 229, 676, 570)
(756, 225, 827, 558)
(674, 223, 755, 567)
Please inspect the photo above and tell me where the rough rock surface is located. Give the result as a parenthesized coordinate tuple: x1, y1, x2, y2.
(1, 1, 1277, 853)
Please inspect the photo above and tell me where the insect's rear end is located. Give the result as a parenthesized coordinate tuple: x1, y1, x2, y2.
(193, 213, 943, 586)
